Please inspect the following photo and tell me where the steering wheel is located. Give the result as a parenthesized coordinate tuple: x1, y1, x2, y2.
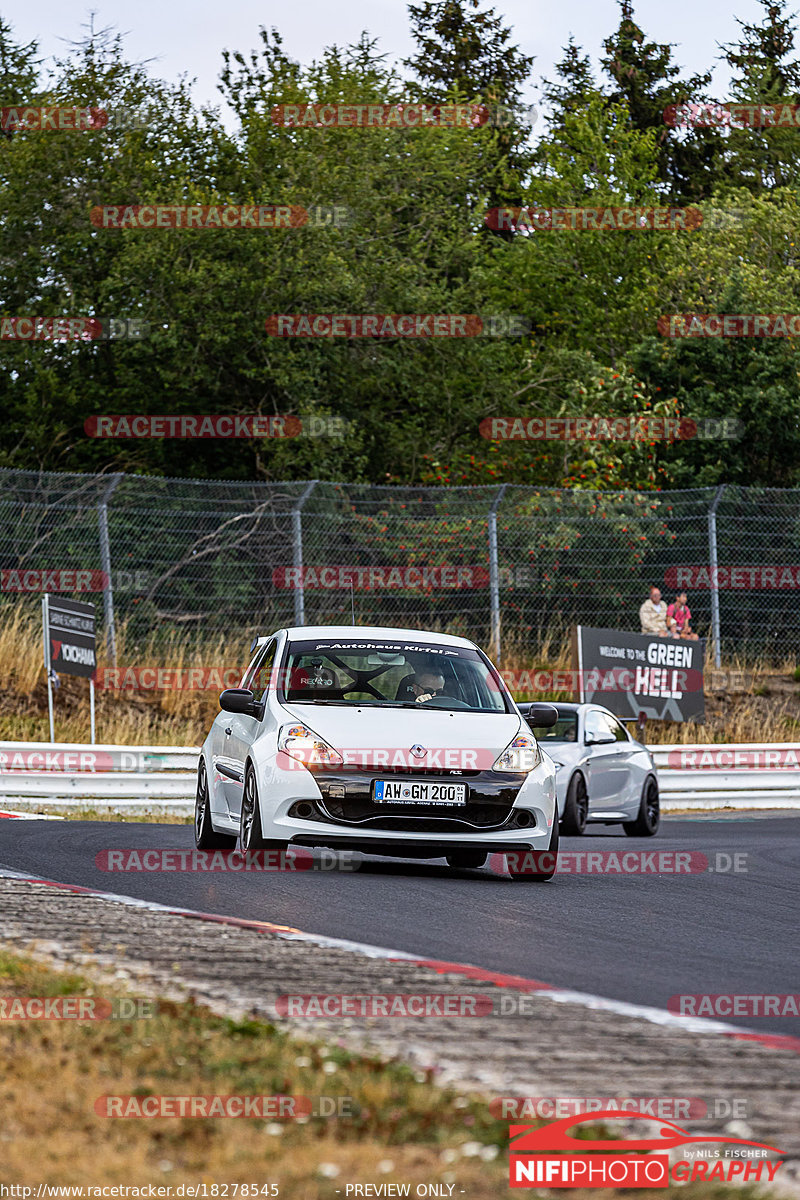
(418, 694, 471, 709)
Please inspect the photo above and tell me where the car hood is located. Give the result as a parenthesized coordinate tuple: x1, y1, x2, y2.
(280, 703, 522, 769)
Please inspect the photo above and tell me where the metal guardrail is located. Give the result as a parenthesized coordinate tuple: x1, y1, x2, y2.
(0, 741, 197, 773)
(1, 741, 799, 813)
(647, 742, 800, 807)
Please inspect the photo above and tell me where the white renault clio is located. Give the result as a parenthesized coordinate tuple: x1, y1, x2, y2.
(195, 625, 559, 879)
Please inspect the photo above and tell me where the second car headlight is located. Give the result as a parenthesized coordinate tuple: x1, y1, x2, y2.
(493, 733, 541, 773)
(278, 723, 343, 768)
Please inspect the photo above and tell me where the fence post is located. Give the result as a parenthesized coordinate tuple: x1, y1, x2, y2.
(488, 484, 508, 662)
(707, 484, 725, 668)
(98, 473, 124, 666)
(292, 480, 318, 627)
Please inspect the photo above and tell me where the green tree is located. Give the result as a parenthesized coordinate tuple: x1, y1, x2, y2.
(404, 0, 533, 105)
(404, 0, 535, 208)
(600, 0, 722, 201)
(721, 0, 800, 190)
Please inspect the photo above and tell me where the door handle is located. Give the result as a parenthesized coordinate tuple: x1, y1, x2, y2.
(225, 727, 232, 736)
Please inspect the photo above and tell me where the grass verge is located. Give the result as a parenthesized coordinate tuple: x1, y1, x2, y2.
(0, 949, 776, 1198)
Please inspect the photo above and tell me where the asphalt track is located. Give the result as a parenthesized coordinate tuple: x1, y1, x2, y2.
(1, 814, 798, 1035)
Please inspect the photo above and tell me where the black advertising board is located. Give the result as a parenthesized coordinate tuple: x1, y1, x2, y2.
(572, 625, 705, 722)
(45, 595, 97, 679)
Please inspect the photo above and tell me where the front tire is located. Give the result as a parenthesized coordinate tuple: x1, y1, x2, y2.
(508, 819, 559, 882)
(560, 772, 589, 835)
(623, 776, 660, 837)
(195, 760, 237, 849)
(240, 764, 288, 852)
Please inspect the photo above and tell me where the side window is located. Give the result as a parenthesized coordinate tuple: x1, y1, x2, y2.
(605, 714, 629, 742)
(584, 710, 607, 741)
(243, 640, 276, 704)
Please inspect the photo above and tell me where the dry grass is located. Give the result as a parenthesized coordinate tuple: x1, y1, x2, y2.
(0, 949, 769, 1198)
(0, 605, 798, 746)
(0, 948, 507, 1190)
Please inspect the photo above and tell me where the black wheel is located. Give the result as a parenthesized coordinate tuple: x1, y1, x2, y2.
(508, 819, 559, 882)
(240, 764, 288, 852)
(446, 851, 487, 870)
(195, 760, 236, 849)
(560, 772, 589, 836)
(623, 776, 660, 837)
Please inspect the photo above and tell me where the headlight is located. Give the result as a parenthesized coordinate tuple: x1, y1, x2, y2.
(493, 733, 541, 773)
(551, 760, 564, 770)
(278, 723, 343, 768)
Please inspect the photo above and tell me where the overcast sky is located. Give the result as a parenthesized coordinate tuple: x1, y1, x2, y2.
(16, 0, 769, 115)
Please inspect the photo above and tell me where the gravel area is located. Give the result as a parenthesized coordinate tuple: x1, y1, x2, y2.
(1, 874, 799, 1181)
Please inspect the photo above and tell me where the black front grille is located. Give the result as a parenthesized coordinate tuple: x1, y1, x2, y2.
(296, 767, 530, 832)
(322, 799, 512, 829)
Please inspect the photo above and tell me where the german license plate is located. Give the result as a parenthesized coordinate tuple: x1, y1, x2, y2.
(374, 779, 467, 805)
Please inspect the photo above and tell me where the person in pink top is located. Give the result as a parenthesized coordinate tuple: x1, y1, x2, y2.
(667, 592, 699, 640)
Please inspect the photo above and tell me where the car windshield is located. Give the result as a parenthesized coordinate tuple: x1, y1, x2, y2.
(279, 638, 511, 712)
(529, 713, 579, 742)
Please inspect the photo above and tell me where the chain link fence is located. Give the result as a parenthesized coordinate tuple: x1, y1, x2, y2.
(0, 468, 798, 662)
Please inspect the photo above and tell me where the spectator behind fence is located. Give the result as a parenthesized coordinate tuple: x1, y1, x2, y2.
(667, 591, 699, 640)
(639, 586, 677, 637)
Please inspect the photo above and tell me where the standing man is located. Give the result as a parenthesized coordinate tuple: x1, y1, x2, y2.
(639, 585, 677, 637)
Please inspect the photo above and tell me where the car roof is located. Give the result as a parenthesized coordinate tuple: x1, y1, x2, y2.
(279, 625, 479, 649)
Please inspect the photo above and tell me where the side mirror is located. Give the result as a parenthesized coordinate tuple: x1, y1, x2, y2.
(585, 730, 615, 746)
(219, 688, 262, 717)
(527, 702, 559, 728)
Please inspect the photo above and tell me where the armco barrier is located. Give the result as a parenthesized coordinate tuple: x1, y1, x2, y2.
(648, 742, 800, 809)
(0, 741, 197, 773)
(0, 741, 198, 815)
(1, 741, 799, 814)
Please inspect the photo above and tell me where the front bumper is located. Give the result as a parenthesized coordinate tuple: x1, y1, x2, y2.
(257, 761, 556, 855)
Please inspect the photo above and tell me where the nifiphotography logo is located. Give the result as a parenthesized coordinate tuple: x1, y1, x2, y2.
(508, 1112, 785, 1188)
